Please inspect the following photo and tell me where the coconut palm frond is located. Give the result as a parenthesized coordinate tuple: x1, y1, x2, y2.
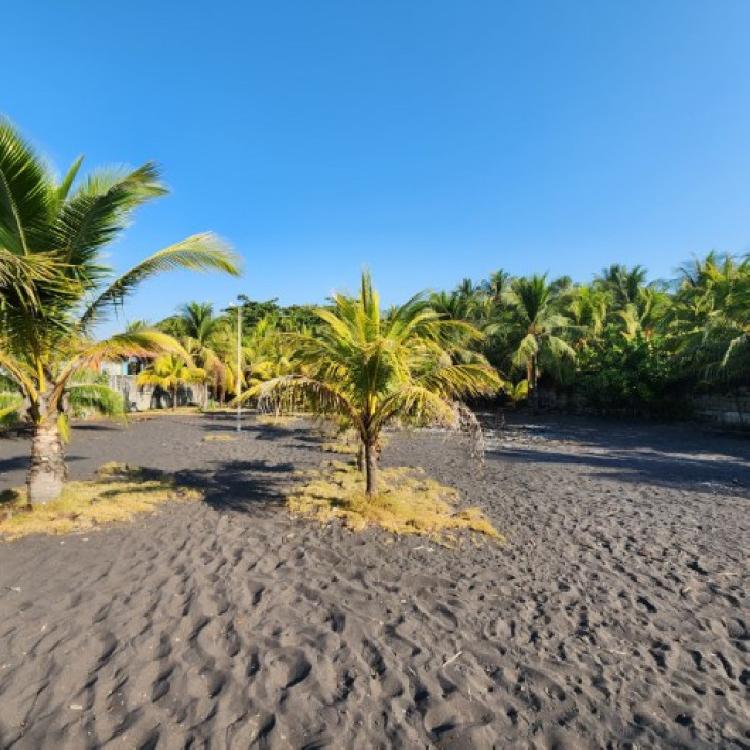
(78, 234, 240, 330)
(67, 382, 125, 417)
(0, 118, 56, 255)
(75, 331, 189, 369)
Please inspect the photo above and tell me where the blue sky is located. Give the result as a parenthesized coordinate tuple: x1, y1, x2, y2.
(5, 1, 750, 330)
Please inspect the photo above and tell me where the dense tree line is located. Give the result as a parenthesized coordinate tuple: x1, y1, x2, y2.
(428, 257, 749, 414)
(143, 253, 749, 416)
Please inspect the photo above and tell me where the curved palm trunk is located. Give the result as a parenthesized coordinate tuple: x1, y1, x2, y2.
(528, 354, 540, 410)
(364, 439, 378, 497)
(27, 419, 66, 505)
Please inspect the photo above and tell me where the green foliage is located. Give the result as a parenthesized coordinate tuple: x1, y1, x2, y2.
(417, 252, 749, 412)
(67, 381, 125, 419)
(504, 379, 529, 405)
(577, 330, 684, 414)
(0, 392, 23, 427)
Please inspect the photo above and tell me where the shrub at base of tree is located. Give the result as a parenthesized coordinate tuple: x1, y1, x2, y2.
(287, 461, 503, 544)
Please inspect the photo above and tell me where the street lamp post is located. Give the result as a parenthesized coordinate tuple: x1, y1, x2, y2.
(236, 298, 242, 432)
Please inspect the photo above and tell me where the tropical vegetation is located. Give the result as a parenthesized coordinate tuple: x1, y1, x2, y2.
(3, 119, 750, 512)
(238, 272, 502, 496)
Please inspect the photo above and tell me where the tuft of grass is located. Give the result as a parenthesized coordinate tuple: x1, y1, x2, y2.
(321, 441, 359, 455)
(128, 407, 201, 420)
(256, 413, 304, 427)
(202, 434, 237, 442)
(320, 430, 388, 456)
(0, 464, 202, 540)
(287, 461, 503, 544)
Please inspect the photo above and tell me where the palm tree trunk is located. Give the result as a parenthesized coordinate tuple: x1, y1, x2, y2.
(364, 439, 378, 497)
(530, 355, 540, 410)
(27, 419, 66, 505)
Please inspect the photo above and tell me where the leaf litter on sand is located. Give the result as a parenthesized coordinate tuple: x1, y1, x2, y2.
(287, 460, 503, 545)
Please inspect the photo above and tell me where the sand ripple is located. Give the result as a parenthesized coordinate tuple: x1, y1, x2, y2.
(0, 415, 748, 748)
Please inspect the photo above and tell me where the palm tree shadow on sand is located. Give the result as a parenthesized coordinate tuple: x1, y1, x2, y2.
(173, 459, 296, 513)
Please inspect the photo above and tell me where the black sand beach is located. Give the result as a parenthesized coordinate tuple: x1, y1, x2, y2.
(0, 414, 748, 749)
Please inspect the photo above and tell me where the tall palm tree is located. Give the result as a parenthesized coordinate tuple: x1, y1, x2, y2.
(241, 272, 501, 496)
(175, 301, 222, 343)
(482, 269, 512, 306)
(568, 285, 609, 344)
(0, 120, 240, 504)
(618, 287, 671, 341)
(505, 274, 575, 407)
(595, 264, 647, 308)
(163, 302, 226, 406)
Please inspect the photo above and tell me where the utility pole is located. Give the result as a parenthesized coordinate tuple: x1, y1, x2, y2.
(236, 298, 242, 432)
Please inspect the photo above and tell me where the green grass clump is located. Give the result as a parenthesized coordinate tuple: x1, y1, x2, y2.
(287, 461, 502, 544)
(0, 464, 202, 540)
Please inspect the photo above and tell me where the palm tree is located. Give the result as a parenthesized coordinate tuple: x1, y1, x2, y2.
(164, 302, 226, 407)
(674, 252, 750, 380)
(0, 120, 240, 504)
(568, 285, 609, 344)
(505, 274, 576, 407)
(241, 272, 501, 496)
(618, 287, 671, 341)
(482, 269, 512, 306)
(174, 301, 222, 344)
(137, 354, 207, 410)
(595, 264, 647, 308)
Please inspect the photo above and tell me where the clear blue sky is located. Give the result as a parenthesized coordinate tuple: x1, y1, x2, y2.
(5, 1, 750, 330)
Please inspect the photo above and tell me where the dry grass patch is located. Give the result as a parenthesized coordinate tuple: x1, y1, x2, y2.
(287, 461, 502, 544)
(256, 413, 305, 427)
(128, 407, 201, 420)
(321, 441, 359, 455)
(202, 434, 237, 442)
(321, 430, 387, 456)
(0, 463, 202, 540)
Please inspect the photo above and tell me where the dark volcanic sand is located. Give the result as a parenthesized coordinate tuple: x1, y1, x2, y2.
(0, 414, 748, 749)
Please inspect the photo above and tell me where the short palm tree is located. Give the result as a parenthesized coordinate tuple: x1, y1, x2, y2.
(137, 354, 207, 410)
(161, 302, 226, 407)
(241, 272, 501, 496)
(505, 274, 576, 407)
(0, 120, 240, 504)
